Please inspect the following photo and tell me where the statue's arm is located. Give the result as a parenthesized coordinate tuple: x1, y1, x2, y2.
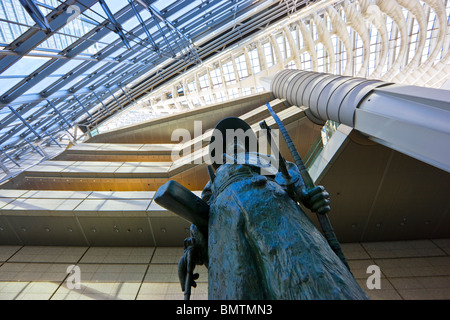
(177, 182, 211, 296)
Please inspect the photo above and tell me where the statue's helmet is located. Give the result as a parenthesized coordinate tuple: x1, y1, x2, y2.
(209, 117, 258, 170)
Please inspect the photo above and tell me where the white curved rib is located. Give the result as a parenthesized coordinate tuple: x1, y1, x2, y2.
(312, 13, 336, 74)
(326, 6, 354, 75)
(344, 0, 371, 77)
(360, 0, 390, 79)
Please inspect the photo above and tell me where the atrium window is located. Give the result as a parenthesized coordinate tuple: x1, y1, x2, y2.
(286, 61, 297, 69)
(222, 60, 237, 85)
(407, 16, 420, 65)
(203, 94, 214, 104)
(176, 85, 184, 97)
(262, 41, 275, 68)
(228, 88, 240, 99)
(424, 11, 438, 63)
(210, 66, 223, 89)
(248, 48, 261, 74)
(187, 80, 196, 93)
(198, 73, 210, 91)
(300, 52, 312, 71)
(241, 87, 252, 96)
(290, 27, 298, 49)
(316, 43, 328, 73)
(332, 34, 346, 75)
(276, 34, 291, 60)
(215, 91, 226, 103)
(191, 98, 202, 107)
(235, 54, 249, 80)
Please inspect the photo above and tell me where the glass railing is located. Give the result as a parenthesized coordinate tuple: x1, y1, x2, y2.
(305, 120, 339, 170)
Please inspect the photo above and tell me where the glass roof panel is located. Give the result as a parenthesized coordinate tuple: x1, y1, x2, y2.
(167, 0, 203, 21)
(153, 0, 177, 11)
(0, 0, 34, 45)
(82, 3, 107, 22)
(0, 56, 51, 95)
(49, 58, 85, 75)
(103, 0, 130, 15)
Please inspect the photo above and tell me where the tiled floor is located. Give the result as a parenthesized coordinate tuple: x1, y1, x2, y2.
(0, 246, 208, 300)
(0, 239, 449, 300)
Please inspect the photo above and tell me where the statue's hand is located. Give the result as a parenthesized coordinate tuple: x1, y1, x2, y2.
(177, 224, 208, 293)
(301, 185, 331, 215)
(178, 244, 200, 292)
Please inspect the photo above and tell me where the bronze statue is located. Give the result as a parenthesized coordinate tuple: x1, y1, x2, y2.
(155, 116, 369, 300)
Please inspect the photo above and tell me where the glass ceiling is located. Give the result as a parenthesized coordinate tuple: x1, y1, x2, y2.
(0, 0, 311, 172)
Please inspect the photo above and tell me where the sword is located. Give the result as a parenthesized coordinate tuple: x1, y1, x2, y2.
(265, 102, 351, 271)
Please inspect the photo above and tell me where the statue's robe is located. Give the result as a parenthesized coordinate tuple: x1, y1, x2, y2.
(203, 162, 369, 300)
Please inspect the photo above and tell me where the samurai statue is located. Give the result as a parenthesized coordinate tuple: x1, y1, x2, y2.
(155, 116, 369, 300)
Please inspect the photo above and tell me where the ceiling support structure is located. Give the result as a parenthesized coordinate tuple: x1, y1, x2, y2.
(1, 149, 21, 167)
(93, 92, 110, 114)
(18, 0, 53, 33)
(45, 130, 62, 148)
(128, 0, 159, 53)
(271, 69, 450, 173)
(108, 88, 124, 110)
(24, 138, 46, 158)
(73, 95, 94, 121)
(8, 106, 42, 140)
(98, 0, 131, 50)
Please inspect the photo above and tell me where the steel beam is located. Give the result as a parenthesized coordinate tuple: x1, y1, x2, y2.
(93, 92, 110, 114)
(24, 138, 46, 158)
(98, 0, 131, 50)
(47, 99, 74, 128)
(0, 0, 305, 143)
(73, 95, 94, 120)
(45, 131, 62, 148)
(1, 149, 21, 167)
(128, 0, 159, 52)
(108, 89, 124, 110)
(8, 106, 42, 139)
(18, 0, 52, 32)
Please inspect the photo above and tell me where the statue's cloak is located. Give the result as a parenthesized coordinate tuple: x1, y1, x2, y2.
(205, 163, 369, 300)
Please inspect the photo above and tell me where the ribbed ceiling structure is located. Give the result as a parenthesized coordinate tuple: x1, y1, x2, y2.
(102, 0, 449, 132)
